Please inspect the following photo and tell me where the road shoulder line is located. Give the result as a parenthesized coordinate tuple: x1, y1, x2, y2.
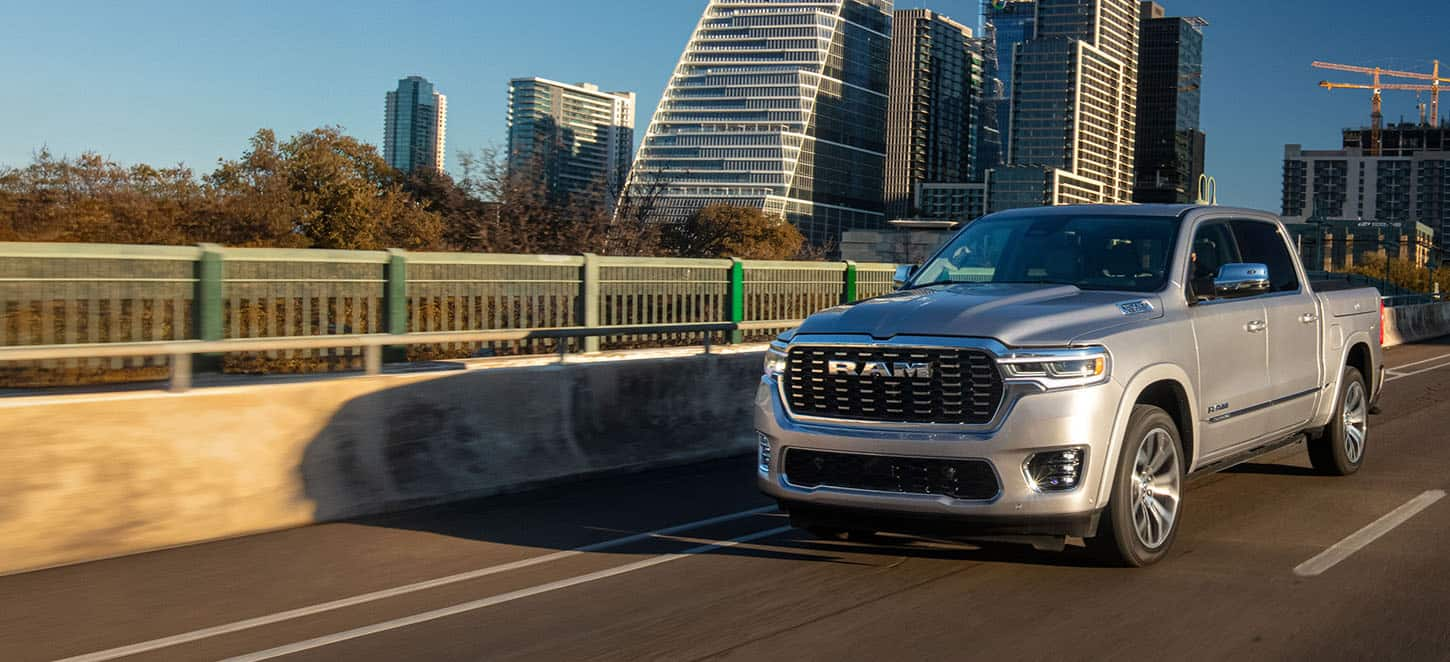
(1293, 490, 1446, 577)
(56, 505, 777, 662)
(225, 526, 794, 662)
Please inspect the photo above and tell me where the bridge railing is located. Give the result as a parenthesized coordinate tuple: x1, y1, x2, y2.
(0, 320, 801, 393)
(0, 242, 896, 386)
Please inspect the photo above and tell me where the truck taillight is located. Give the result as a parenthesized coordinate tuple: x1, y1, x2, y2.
(1379, 299, 1386, 346)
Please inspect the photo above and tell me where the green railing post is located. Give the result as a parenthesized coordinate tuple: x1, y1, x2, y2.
(384, 249, 408, 363)
(193, 244, 224, 373)
(728, 258, 745, 344)
(842, 260, 858, 304)
(581, 253, 600, 353)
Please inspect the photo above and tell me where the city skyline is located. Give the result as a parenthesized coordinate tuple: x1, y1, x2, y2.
(4, 0, 1450, 214)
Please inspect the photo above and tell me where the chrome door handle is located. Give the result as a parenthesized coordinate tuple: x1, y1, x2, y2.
(1246, 320, 1267, 333)
(1299, 312, 1319, 324)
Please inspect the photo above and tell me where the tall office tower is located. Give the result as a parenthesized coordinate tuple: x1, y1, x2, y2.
(383, 76, 447, 174)
(885, 9, 984, 219)
(507, 78, 636, 201)
(1133, 2, 1206, 203)
(624, 0, 894, 245)
(979, 0, 1037, 176)
(1283, 125, 1450, 266)
(990, 0, 1140, 211)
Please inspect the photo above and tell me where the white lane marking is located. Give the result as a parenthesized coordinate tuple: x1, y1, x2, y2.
(1293, 490, 1446, 577)
(225, 526, 794, 662)
(57, 506, 778, 662)
(1386, 361, 1450, 383)
(1386, 351, 1450, 372)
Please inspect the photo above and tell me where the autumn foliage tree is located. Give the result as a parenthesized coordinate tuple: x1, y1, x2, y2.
(203, 128, 442, 249)
(660, 204, 806, 259)
(1344, 253, 1450, 294)
(1, 130, 826, 261)
(1, 127, 440, 250)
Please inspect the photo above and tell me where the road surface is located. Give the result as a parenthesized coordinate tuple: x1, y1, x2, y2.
(5, 340, 1450, 661)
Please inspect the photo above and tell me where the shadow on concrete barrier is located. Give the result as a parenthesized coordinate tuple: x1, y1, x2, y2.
(298, 352, 761, 523)
(0, 349, 764, 576)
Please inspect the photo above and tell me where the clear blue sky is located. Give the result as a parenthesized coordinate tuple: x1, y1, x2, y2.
(3, 0, 1449, 212)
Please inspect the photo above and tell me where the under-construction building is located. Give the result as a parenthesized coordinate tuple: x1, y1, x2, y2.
(1282, 123, 1450, 266)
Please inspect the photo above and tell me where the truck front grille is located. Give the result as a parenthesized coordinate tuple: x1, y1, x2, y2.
(783, 449, 999, 500)
(783, 345, 1003, 425)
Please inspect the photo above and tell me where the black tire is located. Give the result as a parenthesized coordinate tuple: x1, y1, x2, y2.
(1087, 405, 1185, 567)
(1308, 366, 1368, 476)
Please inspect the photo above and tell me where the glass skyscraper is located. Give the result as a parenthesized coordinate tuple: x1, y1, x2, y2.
(1133, 2, 1206, 203)
(980, 0, 1037, 177)
(507, 78, 636, 202)
(991, 0, 1140, 211)
(625, 0, 893, 245)
(383, 76, 447, 174)
(885, 9, 984, 219)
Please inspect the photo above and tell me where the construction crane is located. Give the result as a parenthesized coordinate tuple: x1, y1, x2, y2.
(1318, 80, 1441, 155)
(1313, 60, 1445, 128)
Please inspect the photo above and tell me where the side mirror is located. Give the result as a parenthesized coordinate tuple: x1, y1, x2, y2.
(893, 264, 917, 289)
(1213, 263, 1271, 298)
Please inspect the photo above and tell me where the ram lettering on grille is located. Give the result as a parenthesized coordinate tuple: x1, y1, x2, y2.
(825, 360, 933, 379)
(786, 346, 1004, 425)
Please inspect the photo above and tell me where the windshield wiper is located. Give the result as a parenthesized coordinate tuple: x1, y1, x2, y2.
(991, 280, 1079, 286)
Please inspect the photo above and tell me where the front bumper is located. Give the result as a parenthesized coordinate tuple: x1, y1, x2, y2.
(755, 375, 1122, 538)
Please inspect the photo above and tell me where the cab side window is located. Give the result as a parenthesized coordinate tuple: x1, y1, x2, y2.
(1188, 222, 1239, 301)
(1231, 221, 1300, 293)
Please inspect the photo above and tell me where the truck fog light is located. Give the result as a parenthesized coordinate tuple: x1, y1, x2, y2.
(1025, 448, 1084, 492)
(757, 433, 773, 473)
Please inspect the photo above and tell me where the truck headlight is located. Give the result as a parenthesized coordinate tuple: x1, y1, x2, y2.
(999, 347, 1110, 389)
(763, 344, 788, 377)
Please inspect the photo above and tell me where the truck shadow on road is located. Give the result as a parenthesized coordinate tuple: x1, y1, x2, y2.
(1223, 462, 1321, 477)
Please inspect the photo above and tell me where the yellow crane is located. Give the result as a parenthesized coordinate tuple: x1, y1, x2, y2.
(1318, 81, 1441, 155)
(1312, 59, 1447, 156)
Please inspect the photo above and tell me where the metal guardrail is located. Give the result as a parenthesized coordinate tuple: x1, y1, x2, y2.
(1381, 294, 1441, 307)
(0, 241, 896, 386)
(0, 320, 803, 392)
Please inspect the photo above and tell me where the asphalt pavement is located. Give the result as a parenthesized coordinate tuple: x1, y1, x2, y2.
(5, 339, 1450, 661)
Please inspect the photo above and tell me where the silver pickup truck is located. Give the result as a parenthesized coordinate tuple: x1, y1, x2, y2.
(756, 204, 1383, 566)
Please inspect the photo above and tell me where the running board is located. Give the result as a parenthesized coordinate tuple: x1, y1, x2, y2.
(1189, 433, 1308, 477)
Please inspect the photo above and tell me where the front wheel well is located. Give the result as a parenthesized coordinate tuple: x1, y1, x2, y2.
(1135, 380, 1194, 466)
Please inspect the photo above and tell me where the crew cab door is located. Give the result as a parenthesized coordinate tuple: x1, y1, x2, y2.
(1230, 220, 1321, 430)
(1186, 221, 1274, 457)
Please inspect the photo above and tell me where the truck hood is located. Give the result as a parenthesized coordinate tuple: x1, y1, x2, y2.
(794, 283, 1163, 346)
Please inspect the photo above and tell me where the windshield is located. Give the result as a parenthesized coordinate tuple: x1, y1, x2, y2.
(909, 214, 1182, 293)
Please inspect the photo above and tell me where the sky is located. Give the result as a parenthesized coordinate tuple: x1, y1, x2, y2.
(3, 0, 1450, 212)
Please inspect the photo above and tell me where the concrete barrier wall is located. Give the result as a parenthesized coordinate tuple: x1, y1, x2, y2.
(0, 349, 764, 575)
(1384, 302, 1450, 346)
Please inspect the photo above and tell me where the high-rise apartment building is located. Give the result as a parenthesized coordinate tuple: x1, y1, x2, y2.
(624, 0, 894, 245)
(990, 0, 1140, 212)
(507, 78, 636, 200)
(383, 76, 447, 174)
(1133, 2, 1206, 203)
(979, 0, 1037, 177)
(885, 9, 984, 219)
(1283, 125, 1450, 264)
